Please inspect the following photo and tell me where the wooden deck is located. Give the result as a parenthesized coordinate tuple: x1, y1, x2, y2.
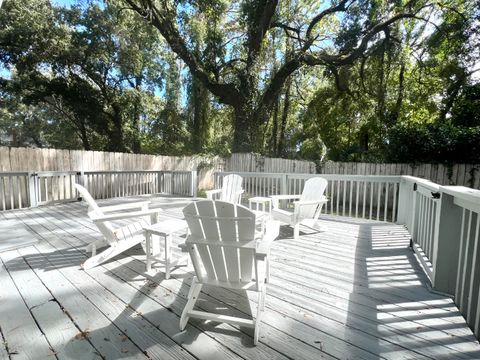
(1, 196, 480, 360)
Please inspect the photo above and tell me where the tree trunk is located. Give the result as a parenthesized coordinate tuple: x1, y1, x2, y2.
(232, 104, 254, 152)
(79, 122, 91, 150)
(277, 77, 291, 157)
(390, 61, 405, 125)
(190, 75, 210, 152)
(270, 99, 279, 155)
(109, 103, 126, 152)
(131, 77, 142, 154)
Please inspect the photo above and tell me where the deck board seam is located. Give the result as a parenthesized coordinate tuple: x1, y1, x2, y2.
(37, 204, 333, 360)
(21, 205, 296, 360)
(44, 204, 476, 356)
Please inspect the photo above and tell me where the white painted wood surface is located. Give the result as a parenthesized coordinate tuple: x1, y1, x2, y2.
(181, 200, 280, 345)
(205, 174, 244, 203)
(74, 183, 162, 269)
(1, 197, 480, 359)
(0, 219, 37, 252)
(271, 177, 328, 240)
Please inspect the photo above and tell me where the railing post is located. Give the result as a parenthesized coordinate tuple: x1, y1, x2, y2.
(28, 172, 38, 208)
(431, 189, 464, 294)
(281, 174, 288, 195)
(170, 171, 175, 195)
(156, 171, 161, 194)
(191, 171, 197, 197)
(397, 177, 410, 225)
(75, 171, 84, 201)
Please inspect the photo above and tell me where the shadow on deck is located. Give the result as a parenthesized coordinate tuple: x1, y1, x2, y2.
(0, 197, 479, 359)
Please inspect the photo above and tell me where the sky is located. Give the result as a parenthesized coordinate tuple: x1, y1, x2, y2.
(53, 0, 83, 5)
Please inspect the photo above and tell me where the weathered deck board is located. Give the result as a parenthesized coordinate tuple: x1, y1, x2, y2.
(16, 208, 251, 360)
(2, 211, 150, 359)
(0, 248, 53, 360)
(34, 203, 331, 360)
(1, 196, 480, 360)
(0, 249, 99, 360)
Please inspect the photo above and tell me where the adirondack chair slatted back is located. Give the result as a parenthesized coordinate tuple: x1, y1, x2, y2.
(74, 183, 115, 240)
(220, 174, 243, 203)
(297, 177, 328, 220)
(183, 200, 259, 287)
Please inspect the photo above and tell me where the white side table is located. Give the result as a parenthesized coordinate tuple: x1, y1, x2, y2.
(144, 218, 189, 279)
(248, 196, 272, 234)
(248, 196, 272, 215)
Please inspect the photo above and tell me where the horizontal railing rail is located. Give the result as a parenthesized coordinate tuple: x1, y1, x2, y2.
(0, 170, 197, 210)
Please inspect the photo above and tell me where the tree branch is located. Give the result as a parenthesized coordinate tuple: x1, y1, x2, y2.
(304, 0, 351, 48)
(303, 12, 420, 67)
(122, 0, 240, 105)
(270, 22, 303, 45)
(255, 56, 302, 117)
(246, 0, 278, 63)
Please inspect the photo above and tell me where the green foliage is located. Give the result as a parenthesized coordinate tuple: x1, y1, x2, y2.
(0, 0, 479, 163)
(450, 84, 480, 127)
(300, 0, 479, 163)
(387, 123, 480, 163)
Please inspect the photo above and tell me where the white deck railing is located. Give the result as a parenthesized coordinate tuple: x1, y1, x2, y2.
(214, 172, 402, 222)
(0, 172, 32, 211)
(2, 169, 480, 338)
(214, 171, 480, 338)
(0, 170, 197, 210)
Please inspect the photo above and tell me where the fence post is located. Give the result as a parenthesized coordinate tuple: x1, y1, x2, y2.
(28, 172, 38, 208)
(431, 189, 464, 294)
(190, 171, 197, 197)
(171, 172, 175, 195)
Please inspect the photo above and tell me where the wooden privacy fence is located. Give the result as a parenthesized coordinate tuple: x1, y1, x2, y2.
(225, 153, 316, 173)
(0, 147, 316, 189)
(320, 161, 480, 189)
(0, 170, 196, 211)
(0, 146, 213, 172)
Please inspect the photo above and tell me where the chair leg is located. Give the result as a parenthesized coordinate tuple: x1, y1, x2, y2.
(254, 287, 266, 345)
(180, 277, 202, 331)
(293, 223, 300, 240)
(265, 257, 270, 284)
(145, 232, 152, 272)
(165, 234, 172, 279)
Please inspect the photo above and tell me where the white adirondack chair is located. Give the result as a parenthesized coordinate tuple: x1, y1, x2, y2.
(205, 174, 244, 204)
(180, 200, 280, 345)
(270, 177, 328, 240)
(74, 183, 164, 270)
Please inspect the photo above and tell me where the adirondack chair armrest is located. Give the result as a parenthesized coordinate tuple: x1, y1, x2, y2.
(256, 220, 280, 259)
(91, 208, 164, 223)
(205, 189, 222, 200)
(100, 201, 151, 213)
(293, 198, 328, 208)
(149, 200, 196, 209)
(270, 194, 301, 208)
